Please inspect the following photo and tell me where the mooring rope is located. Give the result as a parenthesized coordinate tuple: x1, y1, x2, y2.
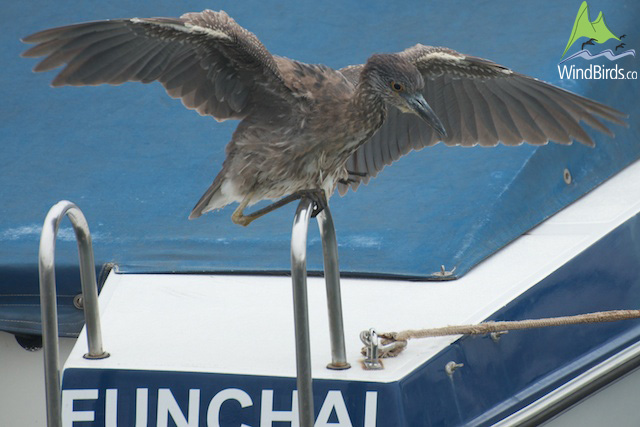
(367, 309, 640, 358)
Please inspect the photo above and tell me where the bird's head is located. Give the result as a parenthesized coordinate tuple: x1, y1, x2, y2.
(363, 54, 446, 137)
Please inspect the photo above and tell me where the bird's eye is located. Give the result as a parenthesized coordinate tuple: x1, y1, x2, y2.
(391, 81, 404, 92)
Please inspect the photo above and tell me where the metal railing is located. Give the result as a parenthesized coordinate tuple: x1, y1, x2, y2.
(38, 198, 345, 426)
(291, 198, 351, 426)
(39, 201, 109, 427)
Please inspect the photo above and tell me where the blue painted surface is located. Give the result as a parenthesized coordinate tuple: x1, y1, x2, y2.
(61, 211, 640, 425)
(62, 369, 396, 426)
(1, 1, 639, 335)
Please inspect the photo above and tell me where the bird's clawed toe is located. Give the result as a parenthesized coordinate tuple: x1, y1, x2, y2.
(299, 189, 327, 218)
(311, 205, 325, 218)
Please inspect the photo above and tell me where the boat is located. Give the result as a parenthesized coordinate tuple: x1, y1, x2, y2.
(2, 1, 639, 425)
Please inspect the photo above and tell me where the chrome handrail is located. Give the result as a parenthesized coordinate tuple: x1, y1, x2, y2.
(291, 198, 350, 426)
(317, 207, 350, 371)
(291, 199, 315, 427)
(39, 201, 109, 427)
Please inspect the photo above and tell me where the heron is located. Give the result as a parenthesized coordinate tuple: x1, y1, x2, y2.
(22, 9, 627, 226)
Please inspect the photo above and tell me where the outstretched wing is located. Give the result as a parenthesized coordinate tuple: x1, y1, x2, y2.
(22, 9, 295, 121)
(338, 44, 627, 195)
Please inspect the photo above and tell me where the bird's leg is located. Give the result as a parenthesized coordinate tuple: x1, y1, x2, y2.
(231, 193, 257, 227)
(338, 178, 358, 185)
(339, 170, 368, 186)
(230, 189, 327, 226)
(232, 192, 301, 226)
(251, 189, 326, 219)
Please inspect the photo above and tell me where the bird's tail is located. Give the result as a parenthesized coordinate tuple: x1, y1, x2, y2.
(189, 172, 234, 219)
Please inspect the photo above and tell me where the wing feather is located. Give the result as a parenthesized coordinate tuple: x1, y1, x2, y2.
(474, 80, 522, 145)
(22, 10, 296, 121)
(490, 80, 548, 145)
(339, 44, 627, 194)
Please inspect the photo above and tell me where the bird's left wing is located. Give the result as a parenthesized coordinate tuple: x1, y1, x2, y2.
(22, 10, 296, 122)
(338, 44, 627, 195)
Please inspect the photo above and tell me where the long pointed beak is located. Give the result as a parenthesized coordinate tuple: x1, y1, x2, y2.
(403, 93, 447, 138)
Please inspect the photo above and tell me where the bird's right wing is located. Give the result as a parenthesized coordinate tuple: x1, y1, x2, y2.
(22, 9, 297, 121)
(338, 44, 627, 195)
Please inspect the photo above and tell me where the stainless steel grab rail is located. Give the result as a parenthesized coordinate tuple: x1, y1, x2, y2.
(39, 201, 109, 427)
(38, 198, 346, 426)
(317, 206, 350, 371)
(291, 198, 350, 426)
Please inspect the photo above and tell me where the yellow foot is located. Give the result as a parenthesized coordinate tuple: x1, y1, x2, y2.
(231, 212, 253, 227)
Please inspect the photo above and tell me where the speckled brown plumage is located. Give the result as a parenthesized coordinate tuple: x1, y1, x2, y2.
(22, 10, 627, 225)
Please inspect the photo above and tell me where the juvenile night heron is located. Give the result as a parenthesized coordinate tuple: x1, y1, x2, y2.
(22, 10, 627, 226)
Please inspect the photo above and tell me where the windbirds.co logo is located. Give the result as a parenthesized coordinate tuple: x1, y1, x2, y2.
(558, 1, 637, 80)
